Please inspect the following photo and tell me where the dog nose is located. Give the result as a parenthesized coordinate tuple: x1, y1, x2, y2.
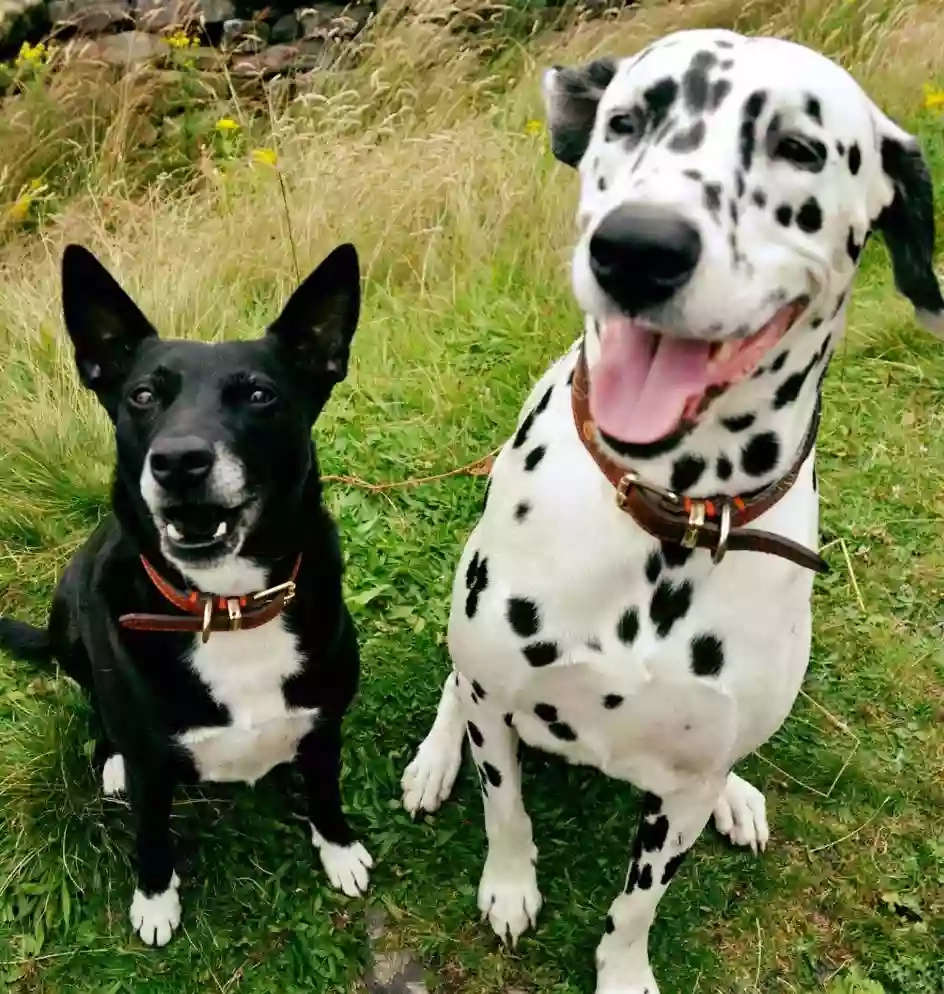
(149, 437, 215, 491)
(589, 204, 702, 315)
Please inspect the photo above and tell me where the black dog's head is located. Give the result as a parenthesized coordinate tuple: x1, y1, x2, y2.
(61, 243, 360, 575)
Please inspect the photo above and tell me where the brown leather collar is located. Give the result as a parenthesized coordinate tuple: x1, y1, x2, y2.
(119, 554, 302, 642)
(571, 346, 829, 574)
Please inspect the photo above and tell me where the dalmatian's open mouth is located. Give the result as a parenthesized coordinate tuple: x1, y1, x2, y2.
(589, 297, 808, 445)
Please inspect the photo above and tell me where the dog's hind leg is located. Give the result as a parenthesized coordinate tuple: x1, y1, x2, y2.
(451, 675, 542, 947)
(595, 779, 725, 994)
(401, 671, 466, 817)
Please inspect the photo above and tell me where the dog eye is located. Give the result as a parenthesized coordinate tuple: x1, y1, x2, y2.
(772, 133, 827, 171)
(608, 111, 643, 140)
(129, 387, 155, 408)
(248, 387, 276, 406)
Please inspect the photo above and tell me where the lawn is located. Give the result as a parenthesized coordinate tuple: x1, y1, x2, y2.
(0, 0, 942, 991)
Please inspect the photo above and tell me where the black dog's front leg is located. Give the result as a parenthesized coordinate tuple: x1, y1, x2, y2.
(127, 762, 180, 947)
(296, 719, 373, 897)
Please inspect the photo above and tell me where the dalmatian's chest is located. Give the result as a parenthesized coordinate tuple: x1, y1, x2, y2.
(448, 346, 816, 785)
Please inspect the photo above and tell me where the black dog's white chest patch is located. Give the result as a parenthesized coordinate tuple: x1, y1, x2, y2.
(179, 619, 319, 784)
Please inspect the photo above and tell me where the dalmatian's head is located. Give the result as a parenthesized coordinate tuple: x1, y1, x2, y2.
(543, 29, 944, 447)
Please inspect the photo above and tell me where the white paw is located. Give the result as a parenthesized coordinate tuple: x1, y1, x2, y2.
(713, 772, 769, 854)
(130, 872, 181, 947)
(401, 736, 462, 817)
(596, 939, 659, 994)
(477, 850, 542, 946)
(311, 827, 373, 897)
(102, 754, 126, 796)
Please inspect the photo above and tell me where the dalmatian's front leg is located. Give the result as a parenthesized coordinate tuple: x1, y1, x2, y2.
(456, 675, 542, 946)
(596, 779, 725, 994)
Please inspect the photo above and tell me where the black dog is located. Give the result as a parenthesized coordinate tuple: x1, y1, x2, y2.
(0, 243, 372, 946)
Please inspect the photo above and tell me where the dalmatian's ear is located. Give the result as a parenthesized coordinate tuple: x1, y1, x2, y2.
(871, 113, 944, 339)
(542, 57, 617, 168)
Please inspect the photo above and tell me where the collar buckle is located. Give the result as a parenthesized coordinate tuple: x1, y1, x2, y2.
(251, 579, 296, 605)
(616, 470, 680, 510)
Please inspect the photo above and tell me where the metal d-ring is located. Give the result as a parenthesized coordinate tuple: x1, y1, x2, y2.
(201, 598, 214, 644)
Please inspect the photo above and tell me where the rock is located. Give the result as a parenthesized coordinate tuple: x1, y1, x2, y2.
(89, 29, 166, 63)
(230, 37, 332, 76)
(221, 17, 268, 51)
(0, 0, 49, 49)
(133, 0, 188, 30)
(299, 2, 371, 40)
(269, 11, 299, 44)
(48, 0, 133, 32)
(194, 0, 233, 23)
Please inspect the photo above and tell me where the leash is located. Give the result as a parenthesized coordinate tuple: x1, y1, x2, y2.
(118, 554, 302, 643)
(571, 345, 829, 574)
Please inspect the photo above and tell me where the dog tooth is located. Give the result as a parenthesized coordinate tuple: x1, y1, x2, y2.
(166, 523, 183, 541)
(213, 522, 228, 538)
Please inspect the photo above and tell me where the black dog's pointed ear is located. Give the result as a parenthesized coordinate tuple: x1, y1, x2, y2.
(267, 243, 361, 381)
(542, 57, 617, 168)
(61, 244, 159, 398)
(871, 117, 944, 339)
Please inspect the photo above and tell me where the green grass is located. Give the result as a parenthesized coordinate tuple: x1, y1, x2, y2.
(1, 0, 943, 991)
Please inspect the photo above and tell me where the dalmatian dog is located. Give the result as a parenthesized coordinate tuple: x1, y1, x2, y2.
(402, 28, 944, 993)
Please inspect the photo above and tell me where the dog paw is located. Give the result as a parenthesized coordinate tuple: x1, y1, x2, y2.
(713, 772, 769, 854)
(401, 738, 462, 818)
(477, 852, 542, 946)
(311, 828, 373, 897)
(130, 872, 181, 947)
(102, 754, 126, 796)
(595, 939, 659, 994)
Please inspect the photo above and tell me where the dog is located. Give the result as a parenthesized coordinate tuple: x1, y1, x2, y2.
(0, 243, 373, 947)
(401, 28, 944, 992)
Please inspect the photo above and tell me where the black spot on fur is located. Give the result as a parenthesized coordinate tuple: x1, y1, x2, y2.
(587, 637, 602, 652)
(482, 477, 491, 511)
(836, 140, 845, 156)
(523, 641, 559, 667)
(597, 176, 607, 192)
(703, 182, 723, 217)
(512, 410, 535, 449)
(465, 555, 489, 618)
(751, 189, 767, 208)
(709, 78, 732, 111)
(483, 762, 502, 787)
(716, 454, 732, 480)
(744, 90, 767, 119)
(535, 385, 553, 414)
(796, 196, 823, 233)
(735, 170, 746, 199)
(566, 368, 575, 386)
(670, 455, 706, 492)
(682, 62, 709, 113)
(507, 597, 541, 638)
(604, 914, 615, 934)
(638, 864, 654, 890)
(524, 445, 546, 471)
(684, 168, 703, 181)
(467, 721, 484, 747)
(811, 465, 817, 491)
(832, 291, 847, 318)
(739, 91, 766, 170)
(514, 501, 531, 522)
(661, 851, 687, 884)
(549, 721, 577, 742)
(775, 203, 793, 227)
(771, 351, 787, 373)
(641, 815, 670, 852)
(668, 119, 706, 153)
(660, 541, 692, 569)
(846, 227, 862, 263)
(741, 432, 780, 476)
(645, 550, 662, 584)
(617, 607, 640, 644)
(649, 580, 693, 638)
(643, 77, 679, 131)
(715, 38, 733, 48)
(690, 633, 724, 676)
(603, 694, 624, 709)
(626, 862, 640, 892)
(804, 96, 822, 125)
(472, 680, 486, 700)
(504, 712, 514, 727)
(774, 350, 819, 410)
(722, 413, 755, 433)
(848, 142, 861, 175)
(729, 199, 739, 225)
(534, 702, 558, 722)
(642, 793, 662, 816)
(465, 551, 480, 589)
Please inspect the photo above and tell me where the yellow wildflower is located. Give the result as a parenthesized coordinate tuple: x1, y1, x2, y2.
(251, 147, 278, 167)
(9, 196, 32, 221)
(215, 117, 240, 132)
(922, 85, 944, 111)
(164, 30, 198, 49)
(525, 119, 543, 136)
(15, 40, 47, 68)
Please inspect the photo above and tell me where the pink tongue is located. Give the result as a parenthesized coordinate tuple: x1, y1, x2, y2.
(589, 317, 712, 444)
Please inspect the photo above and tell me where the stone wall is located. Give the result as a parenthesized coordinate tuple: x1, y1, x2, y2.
(0, 0, 377, 75)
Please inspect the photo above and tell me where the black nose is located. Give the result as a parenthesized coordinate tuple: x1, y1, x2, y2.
(589, 204, 702, 315)
(150, 437, 215, 491)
